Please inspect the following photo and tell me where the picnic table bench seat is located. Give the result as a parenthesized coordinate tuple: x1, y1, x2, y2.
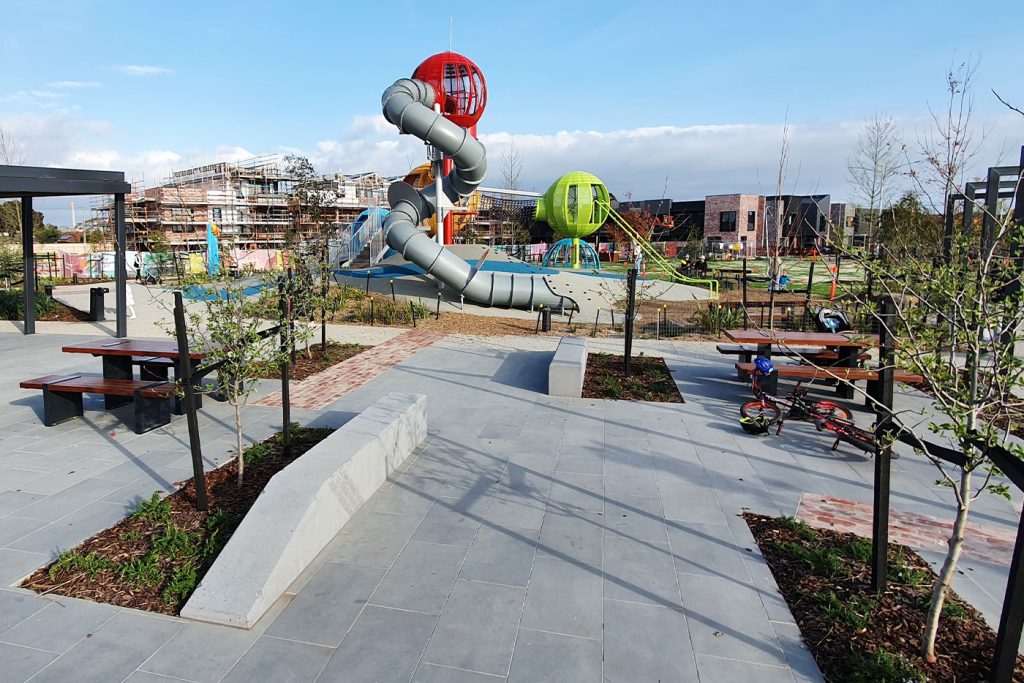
(19, 373, 176, 434)
(733, 362, 924, 406)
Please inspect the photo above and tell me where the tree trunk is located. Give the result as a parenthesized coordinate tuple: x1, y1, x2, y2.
(922, 469, 971, 661)
(234, 396, 244, 489)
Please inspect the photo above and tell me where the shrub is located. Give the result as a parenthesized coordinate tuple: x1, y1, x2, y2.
(690, 302, 742, 335)
(0, 289, 60, 320)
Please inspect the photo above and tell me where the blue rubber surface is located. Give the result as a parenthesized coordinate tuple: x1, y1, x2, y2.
(179, 283, 267, 301)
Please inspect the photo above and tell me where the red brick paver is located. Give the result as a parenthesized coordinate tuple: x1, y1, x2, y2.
(796, 494, 1016, 567)
(255, 330, 444, 410)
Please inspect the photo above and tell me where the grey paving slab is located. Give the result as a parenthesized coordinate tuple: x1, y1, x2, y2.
(26, 611, 182, 683)
(459, 525, 539, 587)
(413, 662, 505, 682)
(0, 516, 48, 549)
(0, 491, 44, 517)
(0, 589, 47, 634)
(659, 480, 729, 525)
(772, 620, 825, 682)
(603, 599, 698, 683)
(326, 510, 422, 568)
(604, 536, 681, 608)
(520, 556, 602, 639)
(15, 457, 118, 497)
(667, 521, 755, 582)
(370, 540, 466, 614)
(0, 641, 58, 683)
(412, 494, 492, 547)
(8, 500, 127, 558)
(554, 445, 604, 475)
(546, 472, 603, 514)
(604, 494, 668, 543)
(221, 635, 332, 683)
(137, 622, 259, 683)
(0, 548, 46, 585)
(265, 561, 385, 648)
(14, 477, 127, 524)
(1, 469, 51, 492)
(320, 605, 436, 683)
(372, 480, 439, 517)
(123, 670, 196, 683)
(483, 494, 546, 531)
(695, 654, 797, 682)
(0, 596, 116, 653)
(535, 510, 604, 565)
(506, 628, 601, 683)
(421, 578, 525, 677)
(680, 572, 789, 667)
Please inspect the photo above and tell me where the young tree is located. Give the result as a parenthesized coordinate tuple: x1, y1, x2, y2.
(180, 275, 285, 488)
(847, 113, 903, 250)
(500, 137, 522, 192)
(822, 74, 1022, 663)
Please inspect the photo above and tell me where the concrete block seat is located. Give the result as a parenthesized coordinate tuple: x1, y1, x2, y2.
(548, 336, 588, 398)
(182, 392, 427, 628)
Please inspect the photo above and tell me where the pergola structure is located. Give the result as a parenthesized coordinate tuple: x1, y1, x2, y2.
(0, 165, 131, 336)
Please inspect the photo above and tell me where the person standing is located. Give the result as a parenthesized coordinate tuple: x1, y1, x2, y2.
(125, 283, 137, 319)
(633, 242, 644, 274)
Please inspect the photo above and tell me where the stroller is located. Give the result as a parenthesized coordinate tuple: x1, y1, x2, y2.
(815, 307, 852, 333)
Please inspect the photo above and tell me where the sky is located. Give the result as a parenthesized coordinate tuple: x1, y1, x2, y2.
(1, 0, 1022, 226)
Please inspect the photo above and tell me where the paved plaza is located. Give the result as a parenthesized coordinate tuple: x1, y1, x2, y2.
(0, 322, 1020, 682)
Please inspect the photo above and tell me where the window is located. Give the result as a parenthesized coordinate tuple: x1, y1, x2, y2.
(747, 211, 756, 231)
(211, 208, 222, 221)
(719, 211, 737, 232)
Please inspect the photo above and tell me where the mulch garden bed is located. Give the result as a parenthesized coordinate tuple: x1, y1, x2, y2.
(253, 341, 369, 381)
(22, 425, 334, 615)
(745, 512, 1024, 682)
(39, 301, 91, 322)
(582, 352, 683, 402)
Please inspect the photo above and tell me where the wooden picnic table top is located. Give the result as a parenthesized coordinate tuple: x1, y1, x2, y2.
(723, 329, 878, 348)
(61, 339, 207, 360)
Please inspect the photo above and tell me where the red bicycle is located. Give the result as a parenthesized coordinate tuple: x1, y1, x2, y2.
(740, 358, 853, 435)
(815, 416, 876, 453)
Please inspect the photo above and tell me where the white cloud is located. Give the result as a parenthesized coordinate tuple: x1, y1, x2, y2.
(0, 90, 65, 108)
(48, 81, 101, 89)
(113, 65, 173, 77)
(213, 145, 256, 163)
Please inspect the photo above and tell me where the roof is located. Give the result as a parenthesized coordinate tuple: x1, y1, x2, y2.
(0, 165, 131, 199)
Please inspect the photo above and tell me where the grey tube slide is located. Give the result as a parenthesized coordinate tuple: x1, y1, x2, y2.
(381, 78, 577, 311)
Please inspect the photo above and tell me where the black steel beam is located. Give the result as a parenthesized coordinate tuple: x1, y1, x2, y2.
(115, 194, 126, 338)
(871, 295, 896, 591)
(21, 196, 34, 335)
(0, 178, 131, 198)
(981, 168, 1001, 255)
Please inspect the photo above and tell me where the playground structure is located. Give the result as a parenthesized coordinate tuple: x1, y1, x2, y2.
(542, 238, 600, 270)
(376, 51, 718, 309)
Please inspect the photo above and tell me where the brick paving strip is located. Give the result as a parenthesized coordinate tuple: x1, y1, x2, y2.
(797, 493, 1016, 567)
(254, 330, 445, 409)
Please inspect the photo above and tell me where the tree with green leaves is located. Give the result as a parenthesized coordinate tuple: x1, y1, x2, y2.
(0, 200, 44, 238)
(821, 70, 1023, 663)
(876, 192, 943, 259)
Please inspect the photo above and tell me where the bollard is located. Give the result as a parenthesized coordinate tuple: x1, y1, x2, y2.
(592, 309, 600, 336)
(390, 279, 396, 302)
(369, 298, 374, 326)
(535, 305, 544, 334)
(409, 300, 416, 328)
(436, 292, 442, 320)
(542, 307, 552, 332)
(365, 271, 371, 295)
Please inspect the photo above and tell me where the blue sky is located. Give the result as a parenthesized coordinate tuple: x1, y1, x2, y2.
(1, 0, 1022, 225)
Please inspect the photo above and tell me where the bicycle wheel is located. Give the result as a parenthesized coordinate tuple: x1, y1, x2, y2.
(740, 400, 781, 422)
(813, 400, 853, 421)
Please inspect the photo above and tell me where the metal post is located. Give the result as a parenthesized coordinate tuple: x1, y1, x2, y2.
(436, 292, 442, 320)
(278, 278, 291, 457)
(365, 270, 371, 295)
(624, 267, 637, 377)
(741, 257, 749, 330)
(942, 194, 957, 262)
(992, 513, 1024, 681)
(409, 300, 417, 328)
(871, 295, 896, 591)
(390, 279, 396, 302)
(173, 291, 208, 511)
(115, 193, 127, 338)
(287, 268, 296, 364)
(21, 196, 34, 335)
(981, 167, 1000, 257)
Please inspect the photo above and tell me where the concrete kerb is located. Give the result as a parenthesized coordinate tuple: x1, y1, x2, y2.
(181, 392, 427, 628)
(548, 336, 588, 398)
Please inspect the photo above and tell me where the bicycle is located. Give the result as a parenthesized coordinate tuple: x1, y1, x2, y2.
(740, 357, 853, 435)
(815, 415, 876, 453)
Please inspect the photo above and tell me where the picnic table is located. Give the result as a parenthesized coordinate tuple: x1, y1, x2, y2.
(723, 329, 879, 398)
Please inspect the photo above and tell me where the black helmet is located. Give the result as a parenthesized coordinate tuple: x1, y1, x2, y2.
(740, 414, 771, 435)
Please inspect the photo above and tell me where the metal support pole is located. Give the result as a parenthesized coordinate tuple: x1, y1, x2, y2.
(173, 291, 208, 511)
(741, 257, 749, 329)
(115, 193, 127, 338)
(981, 167, 1000, 257)
(390, 279, 396, 302)
(624, 267, 637, 377)
(278, 278, 291, 457)
(870, 295, 896, 591)
(21, 196, 34, 335)
(943, 194, 957, 262)
(992, 512, 1024, 681)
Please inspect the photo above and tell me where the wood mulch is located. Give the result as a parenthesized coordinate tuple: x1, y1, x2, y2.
(582, 352, 683, 402)
(39, 301, 91, 322)
(253, 342, 369, 381)
(21, 426, 334, 614)
(745, 512, 1024, 682)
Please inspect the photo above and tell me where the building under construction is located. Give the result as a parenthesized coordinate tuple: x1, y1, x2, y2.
(95, 156, 390, 252)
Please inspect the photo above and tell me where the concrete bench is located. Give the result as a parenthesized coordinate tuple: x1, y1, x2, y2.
(549, 336, 587, 398)
(181, 392, 427, 628)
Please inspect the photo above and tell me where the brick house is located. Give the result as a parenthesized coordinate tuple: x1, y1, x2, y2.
(703, 194, 765, 256)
